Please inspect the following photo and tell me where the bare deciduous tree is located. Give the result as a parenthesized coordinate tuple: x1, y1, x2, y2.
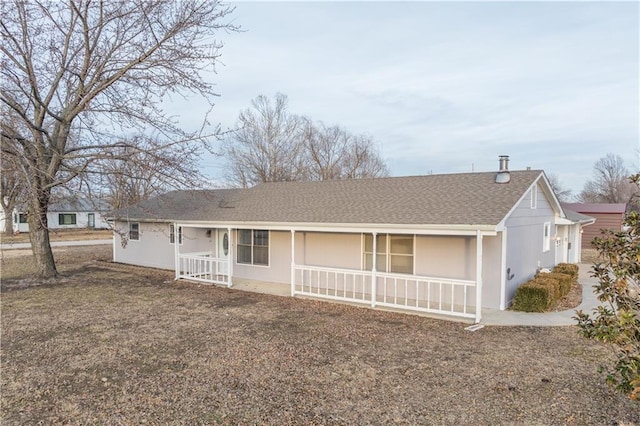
(224, 93, 309, 187)
(578, 154, 637, 204)
(546, 173, 572, 202)
(224, 93, 388, 186)
(1, 0, 236, 278)
(0, 138, 25, 234)
(306, 123, 388, 180)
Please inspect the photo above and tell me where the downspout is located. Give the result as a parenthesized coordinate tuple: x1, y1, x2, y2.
(291, 229, 296, 297)
(475, 229, 483, 323)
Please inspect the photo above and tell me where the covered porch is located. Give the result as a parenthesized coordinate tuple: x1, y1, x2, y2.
(174, 224, 494, 323)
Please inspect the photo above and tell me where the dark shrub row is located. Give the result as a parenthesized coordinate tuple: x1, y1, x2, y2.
(512, 264, 578, 312)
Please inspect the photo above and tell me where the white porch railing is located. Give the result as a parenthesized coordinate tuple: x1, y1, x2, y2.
(293, 265, 373, 304)
(293, 265, 476, 319)
(177, 252, 229, 286)
(375, 272, 476, 318)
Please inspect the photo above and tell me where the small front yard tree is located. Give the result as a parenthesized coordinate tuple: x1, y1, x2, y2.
(575, 173, 640, 400)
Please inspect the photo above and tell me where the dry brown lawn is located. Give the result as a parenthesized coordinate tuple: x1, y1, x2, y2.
(1, 247, 639, 425)
(1, 228, 111, 245)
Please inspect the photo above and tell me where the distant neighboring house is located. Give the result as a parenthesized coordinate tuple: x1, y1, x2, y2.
(2, 197, 110, 233)
(561, 203, 626, 249)
(110, 157, 593, 323)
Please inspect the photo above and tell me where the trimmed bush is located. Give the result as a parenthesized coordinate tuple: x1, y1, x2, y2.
(534, 276, 561, 301)
(553, 263, 579, 281)
(545, 272, 573, 297)
(512, 281, 554, 312)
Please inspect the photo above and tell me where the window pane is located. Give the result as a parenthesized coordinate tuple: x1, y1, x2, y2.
(390, 235, 413, 254)
(376, 235, 387, 253)
(238, 229, 252, 245)
(364, 253, 372, 270)
(253, 246, 269, 265)
(364, 234, 373, 252)
(254, 230, 269, 246)
(129, 223, 139, 240)
(237, 245, 251, 263)
(390, 255, 413, 274)
(377, 254, 387, 272)
(170, 225, 175, 243)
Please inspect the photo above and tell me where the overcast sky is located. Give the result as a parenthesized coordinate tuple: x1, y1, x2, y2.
(168, 1, 639, 194)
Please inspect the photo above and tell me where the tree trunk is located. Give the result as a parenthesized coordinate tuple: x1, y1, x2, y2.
(3, 208, 14, 234)
(28, 191, 57, 278)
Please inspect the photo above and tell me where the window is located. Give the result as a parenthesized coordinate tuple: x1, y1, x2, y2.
(237, 229, 269, 266)
(17, 213, 28, 223)
(129, 222, 140, 241)
(530, 185, 538, 209)
(58, 213, 76, 225)
(364, 234, 414, 274)
(543, 222, 551, 252)
(170, 225, 183, 244)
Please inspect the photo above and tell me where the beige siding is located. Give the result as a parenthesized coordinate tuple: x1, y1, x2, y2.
(295, 232, 362, 269)
(233, 230, 291, 284)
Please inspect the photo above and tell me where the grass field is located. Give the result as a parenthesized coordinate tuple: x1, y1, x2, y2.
(1, 246, 638, 424)
(1, 228, 111, 245)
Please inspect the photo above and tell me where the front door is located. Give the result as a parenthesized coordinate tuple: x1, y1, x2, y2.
(218, 229, 230, 276)
(88, 213, 95, 228)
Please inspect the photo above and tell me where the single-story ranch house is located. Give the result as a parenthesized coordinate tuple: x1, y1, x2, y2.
(111, 157, 594, 322)
(2, 197, 110, 233)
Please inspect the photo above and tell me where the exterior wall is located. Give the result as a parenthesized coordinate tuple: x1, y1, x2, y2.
(114, 223, 222, 270)
(481, 234, 502, 310)
(413, 234, 501, 309)
(504, 182, 557, 306)
(233, 230, 292, 284)
(580, 213, 624, 248)
(47, 211, 109, 229)
(295, 232, 362, 269)
(3, 208, 109, 232)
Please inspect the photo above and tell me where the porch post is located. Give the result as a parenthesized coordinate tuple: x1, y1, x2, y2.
(371, 232, 377, 307)
(499, 228, 507, 310)
(174, 223, 180, 280)
(475, 229, 483, 323)
(227, 227, 233, 287)
(291, 230, 296, 297)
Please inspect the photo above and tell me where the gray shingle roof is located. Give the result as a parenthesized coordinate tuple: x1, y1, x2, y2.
(111, 170, 543, 227)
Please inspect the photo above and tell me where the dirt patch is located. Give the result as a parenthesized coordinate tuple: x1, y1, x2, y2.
(2, 247, 639, 424)
(549, 281, 583, 311)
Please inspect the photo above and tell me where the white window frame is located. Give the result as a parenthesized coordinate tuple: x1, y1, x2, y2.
(129, 222, 140, 241)
(543, 222, 551, 252)
(530, 185, 538, 209)
(58, 213, 77, 225)
(170, 225, 183, 245)
(363, 233, 414, 274)
(236, 229, 269, 267)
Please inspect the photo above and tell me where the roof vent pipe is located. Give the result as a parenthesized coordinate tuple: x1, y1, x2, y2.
(496, 155, 511, 184)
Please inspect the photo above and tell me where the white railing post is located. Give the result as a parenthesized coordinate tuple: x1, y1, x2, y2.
(371, 232, 377, 307)
(227, 227, 233, 287)
(291, 230, 296, 297)
(475, 229, 483, 323)
(174, 223, 180, 280)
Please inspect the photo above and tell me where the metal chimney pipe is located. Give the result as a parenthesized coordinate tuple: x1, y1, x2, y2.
(496, 155, 511, 184)
(499, 155, 509, 172)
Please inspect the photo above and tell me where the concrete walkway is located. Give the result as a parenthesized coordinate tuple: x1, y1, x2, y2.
(481, 263, 601, 326)
(0, 239, 112, 250)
